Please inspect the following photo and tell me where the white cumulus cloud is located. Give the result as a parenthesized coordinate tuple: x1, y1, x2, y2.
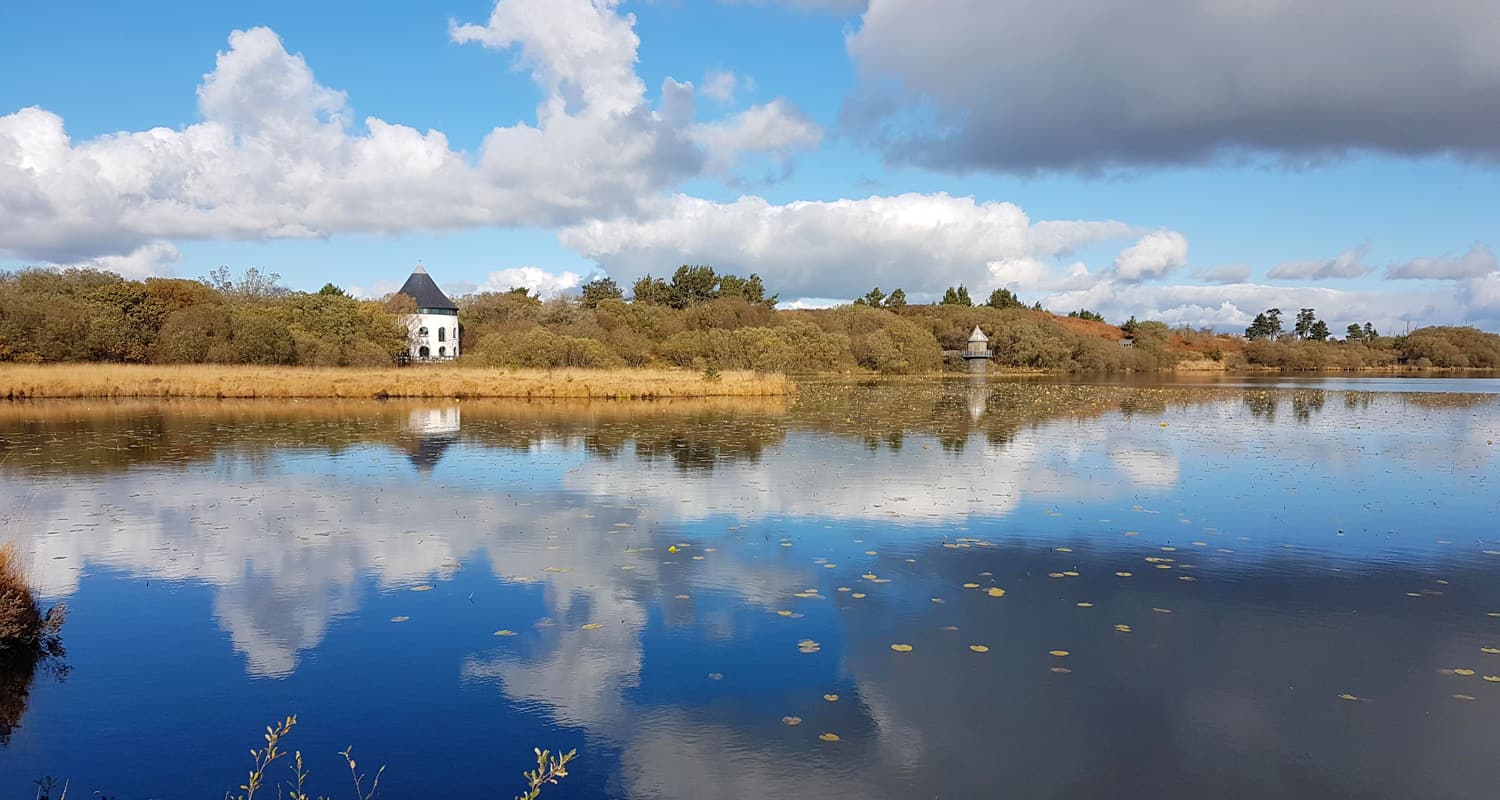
(1112, 231, 1189, 282)
(479, 266, 584, 298)
(0, 1, 820, 271)
(1267, 247, 1372, 280)
(1385, 243, 1497, 280)
(559, 192, 1139, 299)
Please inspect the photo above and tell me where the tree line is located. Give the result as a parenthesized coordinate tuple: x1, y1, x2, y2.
(3, 264, 1498, 373)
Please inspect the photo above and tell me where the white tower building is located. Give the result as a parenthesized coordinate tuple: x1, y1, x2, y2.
(396, 263, 459, 361)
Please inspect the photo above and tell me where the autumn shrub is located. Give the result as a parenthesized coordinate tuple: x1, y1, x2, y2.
(0, 545, 40, 646)
(471, 329, 624, 369)
(0, 542, 65, 745)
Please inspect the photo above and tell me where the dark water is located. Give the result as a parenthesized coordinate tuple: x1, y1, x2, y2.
(1, 378, 1498, 799)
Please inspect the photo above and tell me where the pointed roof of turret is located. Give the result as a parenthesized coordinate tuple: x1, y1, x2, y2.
(396, 262, 457, 310)
(968, 325, 988, 343)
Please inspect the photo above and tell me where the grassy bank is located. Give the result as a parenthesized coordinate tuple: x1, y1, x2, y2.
(0, 364, 794, 400)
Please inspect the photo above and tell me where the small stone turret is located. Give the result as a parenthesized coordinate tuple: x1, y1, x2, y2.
(962, 325, 992, 373)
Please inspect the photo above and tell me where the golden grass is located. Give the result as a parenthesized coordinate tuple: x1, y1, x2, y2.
(0, 364, 795, 400)
(0, 544, 40, 645)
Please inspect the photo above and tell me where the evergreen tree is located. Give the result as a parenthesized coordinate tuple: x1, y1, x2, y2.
(886, 288, 907, 309)
(1346, 323, 1365, 342)
(579, 277, 623, 309)
(956, 284, 973, 306)
(1308, 319, 1330, 341)
(987, 287, 1022, 309)
(862, 287, 887, 308)
(631, 275, 675, 306)
(1294, 308, 1317, 340)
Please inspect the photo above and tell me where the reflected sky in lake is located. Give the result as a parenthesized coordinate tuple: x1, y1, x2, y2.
(1, 380, 1499, 799)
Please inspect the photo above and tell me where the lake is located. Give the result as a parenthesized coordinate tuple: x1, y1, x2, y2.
(2, 377, 1499, 799)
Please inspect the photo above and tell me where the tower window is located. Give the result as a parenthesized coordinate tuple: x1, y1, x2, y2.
(438, 327, 446, 342)
(418, 327, 428, 336)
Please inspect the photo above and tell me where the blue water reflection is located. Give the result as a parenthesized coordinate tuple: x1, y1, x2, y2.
(0, 381, 1498, 799)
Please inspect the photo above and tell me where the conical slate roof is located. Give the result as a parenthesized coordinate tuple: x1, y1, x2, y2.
(396, 263, 457, 310)
(968, 325, 988, 343)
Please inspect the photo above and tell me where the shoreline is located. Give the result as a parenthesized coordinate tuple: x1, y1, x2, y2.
(0, 364, 795, 400)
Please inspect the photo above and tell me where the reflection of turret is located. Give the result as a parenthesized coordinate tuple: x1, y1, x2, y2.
(967, 376, 988, 422)
(397, 406, 461, 473)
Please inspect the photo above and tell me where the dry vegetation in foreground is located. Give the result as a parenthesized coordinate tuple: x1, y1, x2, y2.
(0, 544, 40, 646)
(0, 364, 795, 400)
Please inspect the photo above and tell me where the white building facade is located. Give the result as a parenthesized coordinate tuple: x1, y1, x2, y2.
(396, 264, 460, 361)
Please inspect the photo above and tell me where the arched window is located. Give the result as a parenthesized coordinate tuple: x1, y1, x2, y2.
(438, 327, 446, 342)
(438, 346, 446, 357)
(419, 346, 430, 358)
(418, 327, 428, 336)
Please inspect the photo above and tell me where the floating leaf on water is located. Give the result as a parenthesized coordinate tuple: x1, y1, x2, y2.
(963, 583, 981, 589)
(1482, 647, 1500, 654)
(1049, 650, 1070, 657)
(776, 610, 793, 617)
(852, 592, 867, 599)
(838, 586, 852, 592)
(1055, 547, 1073, 553)
(1114, 624, 1132, 633)
(1116, 572, 1134, 577)
(862, 573, 878, 580)
(390, 616, 410, 623)
(675, 594, 691, 600)
(890, 643, 914, 652)
(1179, 576, 1198, 582)
(1076, 602, 1094, 608)
(1048, 572, 1066, 578)
(1484, 676, 1500, 683)
(1050, 666, 1072, 674)
(1454, 668, 1476, 676)
(1338, 693, 1359, 701)
(1453, 694, 1477, 701)
(581, 623, 604, 630)
(1063, 571, 1080, 577)
(819, 733, 841, 742)
(409, 585, 434, 592)
(986, 588, 1006, 597)
(823, 694, 839, 702)
(542, 567, 571, 574)
(782, 716, 802, 726)
(493, 629, 516, 636)
(969, 644, 990, 653)
(1152, 607, 1173, 614)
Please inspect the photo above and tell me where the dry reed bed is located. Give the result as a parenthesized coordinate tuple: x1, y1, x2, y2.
(0, 365, 795, 400)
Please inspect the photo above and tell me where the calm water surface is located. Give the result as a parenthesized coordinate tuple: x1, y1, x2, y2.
(1, 378, 1498, 799)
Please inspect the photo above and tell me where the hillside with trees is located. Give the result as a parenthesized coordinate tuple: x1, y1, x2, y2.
(2, 265, 1498, 374)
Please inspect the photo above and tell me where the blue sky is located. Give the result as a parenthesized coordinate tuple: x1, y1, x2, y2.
(2, 0, 1498, 330)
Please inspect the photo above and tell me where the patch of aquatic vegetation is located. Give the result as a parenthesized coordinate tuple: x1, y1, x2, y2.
(33, 716, 575, 800)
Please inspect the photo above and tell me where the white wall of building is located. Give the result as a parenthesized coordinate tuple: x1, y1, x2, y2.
(405, 312, 460, 360)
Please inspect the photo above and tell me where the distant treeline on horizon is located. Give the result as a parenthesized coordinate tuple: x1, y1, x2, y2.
(1, 265, 1497, 373)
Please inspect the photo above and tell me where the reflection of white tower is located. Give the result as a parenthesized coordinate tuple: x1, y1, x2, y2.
(400, 406, 461, 472)
(406, 406, 461, 436)
(967, 377, 988, 422)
